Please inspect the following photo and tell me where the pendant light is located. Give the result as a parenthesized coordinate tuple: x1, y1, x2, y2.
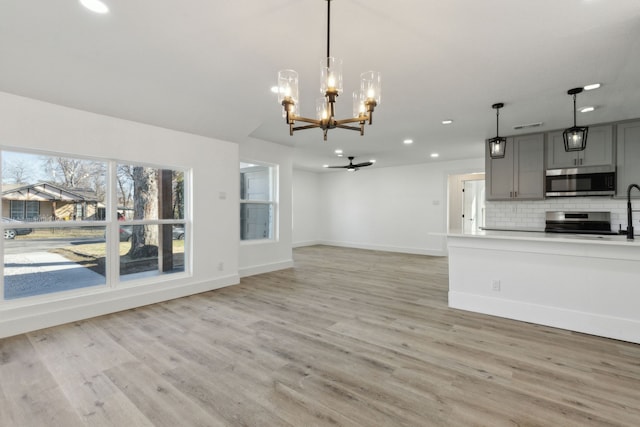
(562, 88, 588, 152)
(488, 103, 506, 159)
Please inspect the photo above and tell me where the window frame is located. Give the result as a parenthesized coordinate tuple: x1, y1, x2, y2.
(1, 147, 191, 303)
(239, 160, 278, 242)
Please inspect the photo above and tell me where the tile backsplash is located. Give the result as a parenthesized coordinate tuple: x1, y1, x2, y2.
(485, 197, 638, 233)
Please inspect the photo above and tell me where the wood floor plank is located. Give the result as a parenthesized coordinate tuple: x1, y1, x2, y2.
(0, 335, 83, 426)
(1, 245, 640, 426)
(26, 323, 155, 426)
(104, 361, 228, 427)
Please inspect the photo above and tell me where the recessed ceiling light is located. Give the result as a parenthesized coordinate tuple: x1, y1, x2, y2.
(80, 0, 109, 14)
(580, 106, 595, 113)
(430, 153, 439, 158)
(442, 120, 453, 125)
(334, 149, 343, 154)
(403, 139, 413, 145)
(584, 83, 601, 91)
(369, 159, 376, 163)
(322, 164, 329, 168)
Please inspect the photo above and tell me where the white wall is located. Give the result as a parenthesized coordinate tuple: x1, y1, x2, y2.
(0, 91, 240, 337)
(292, 169, 321, 247)
(238, 138, 293, 277)
(317, 158, 485, 255)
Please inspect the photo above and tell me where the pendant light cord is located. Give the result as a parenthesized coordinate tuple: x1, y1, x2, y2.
(326, 0, 331, 64)
(496, 108, 500, 135)
(572, 93, 577, 126)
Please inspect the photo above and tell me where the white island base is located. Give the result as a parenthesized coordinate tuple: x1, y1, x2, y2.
(447, 231, 640, 344)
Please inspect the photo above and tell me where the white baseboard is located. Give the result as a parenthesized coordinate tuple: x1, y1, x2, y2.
(239, 259, 294, 278)
(0, 275, 239, 339)
(317, 240, 447, 257)
(292, 240, 321, 248)
(449, 291, 640, 344)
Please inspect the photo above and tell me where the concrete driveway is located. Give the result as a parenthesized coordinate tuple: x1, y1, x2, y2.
(4, 251, 105, 299)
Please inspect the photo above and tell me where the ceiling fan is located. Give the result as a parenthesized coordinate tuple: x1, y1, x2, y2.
(327, 156, 373, 172)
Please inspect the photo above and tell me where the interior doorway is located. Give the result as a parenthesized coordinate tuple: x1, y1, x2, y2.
(447, 173, 485, 233)
(462, 179, 485, 233)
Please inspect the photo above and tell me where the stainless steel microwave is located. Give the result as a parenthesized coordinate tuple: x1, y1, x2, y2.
(545, 165, 616, 197)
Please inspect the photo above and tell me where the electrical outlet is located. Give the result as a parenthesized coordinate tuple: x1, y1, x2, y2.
(492, 280, 501, 291)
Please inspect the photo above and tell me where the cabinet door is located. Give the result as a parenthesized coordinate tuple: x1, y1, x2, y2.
(546, 126, 613, 168)
(616, 121, 640, 198)
(547, 131, 578, 168)
(486, 138, 514, 200)
(514, 133, 545, 199)
(580, 125, 613, 167)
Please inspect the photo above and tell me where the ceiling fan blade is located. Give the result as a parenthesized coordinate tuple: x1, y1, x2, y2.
(353, 162, 373, 167)
(327, 165, 348, 168)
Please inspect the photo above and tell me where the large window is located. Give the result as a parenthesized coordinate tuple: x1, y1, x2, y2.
(240, 162, 276, 241)
(1, 150, 189, 300)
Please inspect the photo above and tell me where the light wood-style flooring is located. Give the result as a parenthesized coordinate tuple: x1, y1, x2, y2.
(1, 245, 640, 426)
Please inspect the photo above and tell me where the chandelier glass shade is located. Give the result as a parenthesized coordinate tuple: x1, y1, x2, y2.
(488, 103, 507, 159)
(277, 0, 381, 141)
(563, 87, 588, 152)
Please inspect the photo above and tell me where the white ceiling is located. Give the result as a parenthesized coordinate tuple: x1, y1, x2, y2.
(1, 0, 639, 171)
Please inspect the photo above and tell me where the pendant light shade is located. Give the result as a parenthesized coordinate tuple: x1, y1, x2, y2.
(562, 88, 588, 152)
(488, 103, 506, 159)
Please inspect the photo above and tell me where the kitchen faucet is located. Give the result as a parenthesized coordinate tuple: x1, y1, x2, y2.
(627, 183, 640, 240)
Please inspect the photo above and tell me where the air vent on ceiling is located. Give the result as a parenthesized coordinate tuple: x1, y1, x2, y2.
(513, 122, 543, 130)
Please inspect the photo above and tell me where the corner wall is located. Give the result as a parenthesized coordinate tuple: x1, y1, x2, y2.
(238, 138, 293, 277)
(292, 169, 321, 247)
(316, 158, 485, 255)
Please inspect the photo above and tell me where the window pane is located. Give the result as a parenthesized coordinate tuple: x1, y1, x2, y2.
(26, 200, 40, 219)
(3, 226, 106, 299)
(240, 165, 272, 201)
(119, 224, 185, 281)
(240, 203, 273, 240)
(116, 165, 184, 220)
(10, 200, 24, 220)
(2, 151, 106, 222)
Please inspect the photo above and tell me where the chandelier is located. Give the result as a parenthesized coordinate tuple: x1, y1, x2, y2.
(277, 0, 381, 141)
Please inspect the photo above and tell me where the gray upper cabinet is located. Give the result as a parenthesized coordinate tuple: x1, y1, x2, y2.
(486, 133, 545, 200)
(616, 121, 640, 198)
(547, 125, 613, 169)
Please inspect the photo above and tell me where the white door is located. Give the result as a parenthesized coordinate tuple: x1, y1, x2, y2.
(463, 179, 485, 234)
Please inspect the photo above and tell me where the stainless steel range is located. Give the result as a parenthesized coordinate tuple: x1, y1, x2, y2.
(544, 211, 618, 235)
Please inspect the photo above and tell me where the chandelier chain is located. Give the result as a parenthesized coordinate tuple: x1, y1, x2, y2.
(327, 0, 331, 61)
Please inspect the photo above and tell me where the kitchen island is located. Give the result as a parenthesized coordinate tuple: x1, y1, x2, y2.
(447, 230, 640, 344)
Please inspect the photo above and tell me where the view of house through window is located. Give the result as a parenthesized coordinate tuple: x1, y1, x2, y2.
(240, 162, 276, 240)
(1, 150, 188, 300)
